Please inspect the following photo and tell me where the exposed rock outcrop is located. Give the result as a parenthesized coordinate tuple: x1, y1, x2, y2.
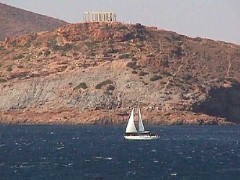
(193, 82, 240, 123)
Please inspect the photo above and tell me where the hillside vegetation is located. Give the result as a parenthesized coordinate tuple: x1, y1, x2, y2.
(0, 22, 240, 125)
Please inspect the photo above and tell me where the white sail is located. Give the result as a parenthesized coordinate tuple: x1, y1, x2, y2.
(138, 108, 145, 132)
(125, 108, 137, 133)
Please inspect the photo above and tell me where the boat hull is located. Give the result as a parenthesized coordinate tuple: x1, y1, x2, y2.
(124, 135, 159, 140)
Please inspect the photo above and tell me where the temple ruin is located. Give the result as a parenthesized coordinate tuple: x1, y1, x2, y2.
(84, 12, 117, 22)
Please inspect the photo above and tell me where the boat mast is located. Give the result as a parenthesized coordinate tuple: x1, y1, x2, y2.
(137, 98, 145, 132)
(138, 107, 145, 132)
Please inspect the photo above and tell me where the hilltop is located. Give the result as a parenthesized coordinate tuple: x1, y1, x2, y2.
(0, 2, 67, 41)
(0, 22, 240, 125)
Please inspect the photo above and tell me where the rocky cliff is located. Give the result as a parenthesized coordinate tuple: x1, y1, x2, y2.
(0, 22, 240, 125)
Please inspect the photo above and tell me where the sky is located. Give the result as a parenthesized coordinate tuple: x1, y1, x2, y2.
(1, 0, 240, 45)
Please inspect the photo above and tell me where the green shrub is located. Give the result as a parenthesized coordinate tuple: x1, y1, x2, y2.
(10, 41, 17, 47)
(135, 43, 144, 49)
(85, 41, 98, 50)
(12, 72, 28, 79)
(194, 37, 202, 42)
(24, 41, 31, 48)
(7, 66, 12, 71)
(104, 90, 112, 95)
(73, 52, 78, 56)
(49, 37, 58, 49)
(132, 70, 137, 74)
(13, 54, 25, 60)
(95, 79, 112, 89)
(132, 57, 137, 61)
(139, 71, 148, 76)
(61, 44, 76, 53)
(88, 51, 96, 56)
(44, 50, 51, 56)
(73, 82, 88, 90)
(150, 75, 162, 81)
(119, 53, 130, 59)
(142, 81, 148, 85)
(59, 43, 73, 52)
(106, 84, 115, 91)
(0, 78, 7, 83)
(61, 53, 66, 56)
(172, 46, 183, 57)
(146, 53, 154, 57)
(126, 61, 137, 69)
(57, 65, 68, 72)
(162, 71, 172, 77)
(115, 25, 127, 31)
(182, 74, 192, 81)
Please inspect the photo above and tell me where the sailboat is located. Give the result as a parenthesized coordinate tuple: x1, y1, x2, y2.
(124, 108, 159, 140)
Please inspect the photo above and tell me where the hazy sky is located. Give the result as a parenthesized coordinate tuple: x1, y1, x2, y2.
(1, 0, 240, 44)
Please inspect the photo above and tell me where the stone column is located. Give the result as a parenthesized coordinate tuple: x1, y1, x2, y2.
(113, 13, 116, 22)
(84, 12, 88, 22)
(107, 12, 109, 21)
(95, 12, 98, 22)
(103, 13, 106, 22)
(110, 13, 112, 22)
(96, 13, 99, 22)
(99, 13, 102, 21)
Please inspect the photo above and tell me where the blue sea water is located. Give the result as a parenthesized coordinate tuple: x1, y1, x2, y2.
(0, 125, 240, 179)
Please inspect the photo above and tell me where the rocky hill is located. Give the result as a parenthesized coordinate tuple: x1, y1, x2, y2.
(0, 2, 67, 41)
(0, 22, 240, 125)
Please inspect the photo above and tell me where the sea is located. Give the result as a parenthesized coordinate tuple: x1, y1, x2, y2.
(1, 125, 240, 180)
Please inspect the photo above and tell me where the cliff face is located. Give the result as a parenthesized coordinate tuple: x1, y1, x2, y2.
(192, 83, 240, 123)
(0, 2, 67, 41)
(0, 22, 240, 125)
